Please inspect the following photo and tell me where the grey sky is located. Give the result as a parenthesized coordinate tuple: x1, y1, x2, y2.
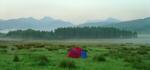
(0, 0, 150, 24)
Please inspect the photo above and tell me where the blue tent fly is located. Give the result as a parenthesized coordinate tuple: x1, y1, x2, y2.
(81, 50, 87, 59)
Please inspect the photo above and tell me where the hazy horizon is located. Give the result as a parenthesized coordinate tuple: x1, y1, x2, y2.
(0, 0, 150, 24)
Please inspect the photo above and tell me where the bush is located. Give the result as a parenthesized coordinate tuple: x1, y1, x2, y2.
(46, 47, 59, 51)
(0, 49, 7, 53)
(59, 59, 77, 69)
(24, 43, 45, 48)
(124, 55, 142, 63)
(13, 55, 20, 62)
(137, 45, 149, 55)
(34, 44, 45, 48)
(93, 55, 106, 62)
(0, 45, 8, 49)
(133, 62, 150, 70)
(58, 45, 66, 48)
(137, 49, 148, 55)
(101, 53, 109, 57)
(36, 55, 49, 66)
(15, 44, 25, 49)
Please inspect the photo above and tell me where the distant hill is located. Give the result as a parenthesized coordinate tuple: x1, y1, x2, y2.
(105, 17, 150, 34)
(0, 17, 73, 33)
(1, 17, 150, 34)
(79, 17, 150, 34)
(79, 18, 120, 27)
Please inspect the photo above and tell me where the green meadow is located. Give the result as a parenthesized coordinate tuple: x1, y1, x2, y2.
(0, 40, 149, 70)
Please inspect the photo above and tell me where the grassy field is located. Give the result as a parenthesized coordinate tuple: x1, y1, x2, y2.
(0, 40, 150, 70)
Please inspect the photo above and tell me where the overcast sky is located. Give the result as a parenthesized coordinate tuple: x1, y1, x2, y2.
(0, 0, 150, 24)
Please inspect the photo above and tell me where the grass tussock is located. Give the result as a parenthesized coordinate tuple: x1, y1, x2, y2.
(59, 59, 77, 69)
(93, 54, 106, 62)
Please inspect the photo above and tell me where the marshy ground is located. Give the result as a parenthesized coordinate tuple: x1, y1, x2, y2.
(0, 40, 149, 70)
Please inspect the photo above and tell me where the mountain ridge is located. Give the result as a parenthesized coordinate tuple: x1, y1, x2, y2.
(0, 17, 73, 33)
(0, 17, 150, 34)
(79, 18, 120, 27)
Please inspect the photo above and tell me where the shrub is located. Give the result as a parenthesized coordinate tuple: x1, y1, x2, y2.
(0, 45, 8, 49)
(93, 55, 106, 62)
(101, 53, 109, 57)
(34, 44, 45, 48)
(11, 47, 16, 51)
(26, 43, 45, 49)
(13, 55, 20, 62)
(124, 55, 142, 63)
(0, 49, 7, 53)
(15, 44, 24, 49)
(66, 45, 73, 48)
(81, 45, 87, 48)
(137, 49, 148, 55)
(46, 47, 59, 51)
(46, 47, 53, 51)
(133, 62, 150, 70)
(24, 43, 45, 48)
(36, 55, 49, 66)
(59, 59, 77, 69)
(59, 45, 66, 48)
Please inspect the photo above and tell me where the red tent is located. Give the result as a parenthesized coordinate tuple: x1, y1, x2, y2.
(68, 47, 82, 58)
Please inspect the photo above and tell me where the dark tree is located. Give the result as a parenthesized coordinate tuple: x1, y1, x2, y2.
(6, 27, 137, 39)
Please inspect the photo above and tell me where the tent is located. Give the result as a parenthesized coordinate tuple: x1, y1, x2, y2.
(67, 47, 87, 59)
(68, 47, 82, 58)
(81, 50, 87, 59)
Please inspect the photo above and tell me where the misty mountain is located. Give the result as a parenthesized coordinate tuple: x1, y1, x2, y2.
(0, 17, 150, 34)
(79, 18, 120, 27)
(0, 17, 73, 33)
(105, 17, 150, 34)
(79, 17, 150, 34)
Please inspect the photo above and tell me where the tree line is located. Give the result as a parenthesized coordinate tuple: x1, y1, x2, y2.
(6, 27, 137, 39)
